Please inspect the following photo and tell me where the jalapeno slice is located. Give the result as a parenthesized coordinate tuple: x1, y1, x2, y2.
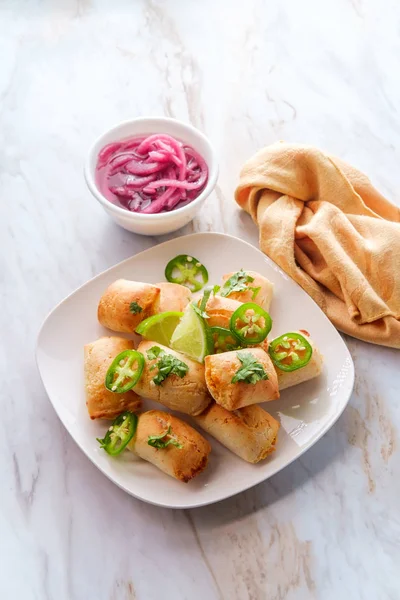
(269, 332, 312, 372)
(165, 254, 208, 292)
(210, 326, 241, 353)
(96, 411, 138, 456)
(229, 302, 272, 345)
(105, 349, 145, 393)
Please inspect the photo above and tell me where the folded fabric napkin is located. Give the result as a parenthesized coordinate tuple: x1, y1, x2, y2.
(235, 142, 400, 348)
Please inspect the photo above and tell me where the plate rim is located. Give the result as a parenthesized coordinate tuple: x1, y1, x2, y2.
(36, 232, 355, 509)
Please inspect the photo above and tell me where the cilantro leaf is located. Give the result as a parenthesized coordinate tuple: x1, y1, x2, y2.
(129, 301, 143, 314)
(147, 426, 183, 449)
(231, 351, 269, 384)
(146, 346, 188, 386)
(192, 285, 217, 319)
(192, 303, 208, 319)
(220, 270, 255, 297)
(250, 286, 261, 300)
(146, 346, 163, 360)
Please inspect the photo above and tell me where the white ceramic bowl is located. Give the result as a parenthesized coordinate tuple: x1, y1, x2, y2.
(84, 117, 219, 236)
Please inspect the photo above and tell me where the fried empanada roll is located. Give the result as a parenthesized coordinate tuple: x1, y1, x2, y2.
(128, 410, 211, 482)
(98, 279, 160, 333)
(204, 295, 242, 328)
(134, 341, 211, 416)
(203, 295, 269, 352)
(221, 270, 274, 311)
(194, 403, 279, 463)
(205, 347, 279, 410)
(274, 330, 324, 390)
(84, 337, 141, 420)
(153, 282, 191, 314)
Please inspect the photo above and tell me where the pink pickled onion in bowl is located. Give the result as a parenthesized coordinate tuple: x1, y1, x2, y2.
(95, 133, 208, 214)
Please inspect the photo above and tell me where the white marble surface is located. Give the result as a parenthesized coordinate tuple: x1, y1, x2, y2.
(1, 1, 399, 598)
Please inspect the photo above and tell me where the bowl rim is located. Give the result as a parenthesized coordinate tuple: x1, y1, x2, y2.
(84, 116, 219, 221)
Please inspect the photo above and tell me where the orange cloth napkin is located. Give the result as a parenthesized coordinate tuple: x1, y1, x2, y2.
(235, 143, 400, 348)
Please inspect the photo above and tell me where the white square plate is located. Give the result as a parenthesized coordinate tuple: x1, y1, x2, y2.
(36, 233, 354, 508)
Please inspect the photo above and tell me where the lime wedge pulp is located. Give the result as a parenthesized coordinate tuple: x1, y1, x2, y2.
(170, 304, 213, 363)
(135, 312, 184, 347)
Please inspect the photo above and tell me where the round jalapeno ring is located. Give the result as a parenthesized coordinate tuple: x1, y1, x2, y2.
(96, 411, 138, 456)
(105, 349, 145, 393)
(269, 332, 313, 372)
(165, 254, 208, 292)
(229, 302, 272, 345)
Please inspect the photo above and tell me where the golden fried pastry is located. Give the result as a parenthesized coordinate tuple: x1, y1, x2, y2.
(84, 336, 141, 420)
(275, 330, 324, 390)
(194, 403, 279, 463)
(204, 347, 279, 410)
(204, 295, 242, 328)
(221, 270, 274, 311)
(134, 340, 211, 416)
(204, 295, 269, 351)
(128, 410, 211, 482)
(98, 279, 160, 333)
(153, 282, 191, 314)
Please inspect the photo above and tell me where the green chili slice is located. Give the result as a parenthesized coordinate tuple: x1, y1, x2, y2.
(96, 411, 138, 456)
(269, 332, 312, 372)
(165, 254, 208, 292)
(105, 349, 145, 393)
(210, 326, 241, 353)
(229, 302, 272, 345)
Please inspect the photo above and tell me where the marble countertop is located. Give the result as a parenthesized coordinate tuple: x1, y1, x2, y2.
(1, 1, 399, 598)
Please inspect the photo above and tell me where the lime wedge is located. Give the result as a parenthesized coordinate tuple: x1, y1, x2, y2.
(170, 304, 213, 363)
(135, 312, 183, 346)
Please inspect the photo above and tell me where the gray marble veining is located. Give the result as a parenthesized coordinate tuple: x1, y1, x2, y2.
(1, 1, 399, 598)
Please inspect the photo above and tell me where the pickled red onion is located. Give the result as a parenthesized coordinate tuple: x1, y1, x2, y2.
(95, 133, 208, 214)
